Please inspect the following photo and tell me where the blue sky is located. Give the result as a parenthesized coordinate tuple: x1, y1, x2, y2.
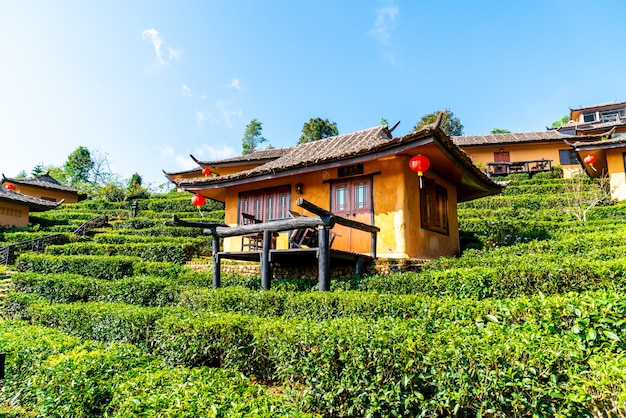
(1, 0, 625, 189)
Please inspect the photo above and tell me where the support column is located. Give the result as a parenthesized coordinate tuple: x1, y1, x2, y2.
(261, 229, 272, 290)
(355, 256, 364, 279)
(211, 234, 221, 288)
(318, 227, 330, 291)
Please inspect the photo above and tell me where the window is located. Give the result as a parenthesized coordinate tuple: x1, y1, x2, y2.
(239, 186, 290, 223)
(600, 108, 625, 122)
(559, 149, 578, 165)
(583, 112, 596, 123)
(420, 178, 448, 235)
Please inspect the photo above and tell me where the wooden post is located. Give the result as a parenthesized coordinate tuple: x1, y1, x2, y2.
(261, 229, 272, 290)
(318, 226, 330, 291)
(355, 256, 364, 278)
(211, 233, 220, 288)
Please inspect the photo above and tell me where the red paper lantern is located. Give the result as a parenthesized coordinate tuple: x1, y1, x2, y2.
(583, 154, 597, 171)
(583, 154, 596, 165)
(5, 183, 15, 190)
(191, 193, 206, 208)
(409, 155, 431, 176)
(202, 167, 211, 176)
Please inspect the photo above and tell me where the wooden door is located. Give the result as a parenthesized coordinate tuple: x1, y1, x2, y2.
(330, 177, 373, 254)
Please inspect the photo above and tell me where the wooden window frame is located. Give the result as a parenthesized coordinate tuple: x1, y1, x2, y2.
(559, 149, 578, 165)
(420, 177, 449, 235)
(239, 185, 291, 223)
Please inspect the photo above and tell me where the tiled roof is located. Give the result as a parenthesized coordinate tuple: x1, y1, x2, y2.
(2, 174, 84, 195)
(177, 125, 393, 186)
(566, 135, 626, 150)
(0, 187, 61, 211)
(452, 131, 578, 147)
(570, 101, 626, 112)
(192, 147, 290, 166)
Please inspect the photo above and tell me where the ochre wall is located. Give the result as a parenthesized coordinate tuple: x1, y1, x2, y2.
(14, 185, 79, 203)
(606, 149, 626, 201)
(221, 155, 461, 260)
(0, 201, 29, 227)
(461, 143, 580, 177)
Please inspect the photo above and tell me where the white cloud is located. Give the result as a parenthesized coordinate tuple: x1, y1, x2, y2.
(195, 144, 237, 161)
(182, 84, 192, 96)
(159, 144, 236, 172)
(369, 3, 399, 44)
(229, 78, 242, 90)
(168, 47, 183, 62)
(217, 100, 242, 128)
(142, 28, 164, 64)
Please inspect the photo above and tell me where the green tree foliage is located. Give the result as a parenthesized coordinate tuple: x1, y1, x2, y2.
(241, 119, 267, 155)
(551, 115, 570, 128)
(31, 162, 45, 177)
(380, 117, 388, 126)
(413, 109, 464, 136)
(490, 128, 511, 134)
(298, 118, 338, 144)
(63, 146, 94, 187)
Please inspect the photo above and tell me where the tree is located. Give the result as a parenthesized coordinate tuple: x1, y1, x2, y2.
(563, 170, 610, 223)
(31, 162, 45, 177)
(551, 115, 569, 128)
(490, 128, 511, 134)
(63, 146, 94, 187)
(241, 119, 267, 155)
(413, 109, 463, 136)
(380, 117, 389, 126)
(298, 118, 338, 144)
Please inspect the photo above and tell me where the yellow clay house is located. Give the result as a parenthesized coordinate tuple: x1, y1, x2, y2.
(2, 173, 87, 204)
(0, 184, 61, 228)
(166, 118, 502, 261)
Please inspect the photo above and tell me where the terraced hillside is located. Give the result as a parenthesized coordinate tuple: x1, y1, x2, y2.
(1, 175, 626, 417)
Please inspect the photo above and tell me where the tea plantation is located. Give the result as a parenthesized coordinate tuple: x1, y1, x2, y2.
(1, 174, 626, 417)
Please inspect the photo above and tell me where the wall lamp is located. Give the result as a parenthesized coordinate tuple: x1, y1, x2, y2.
(295, 183, 303, 194)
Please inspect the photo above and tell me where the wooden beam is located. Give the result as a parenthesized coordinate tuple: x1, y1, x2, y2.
(318, 227, 330, 291)
(214, 216, 331, 237)
(212, 234, 221, 288)
(295, 198, 380, 233)
(261, 230, 272, 290)
(165, 215, 227, 229)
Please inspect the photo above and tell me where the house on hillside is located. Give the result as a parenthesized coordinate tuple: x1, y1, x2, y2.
(566, 136, 626, 201)
(452, 131, 605, 178)
(556, 101, 626, 201)
(0, 185, 62, 228)
(2, 173, 87, 204)
(165, 118, 502, 263)
(556, 101, 626, 137)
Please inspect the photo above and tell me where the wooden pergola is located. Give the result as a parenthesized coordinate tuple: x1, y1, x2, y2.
(167, 198, 379, 291)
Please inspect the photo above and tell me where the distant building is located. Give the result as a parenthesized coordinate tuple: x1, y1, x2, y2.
(0, 185, 61, 228)
(2, 173, 87, 204)
(452, 131, 603, 178)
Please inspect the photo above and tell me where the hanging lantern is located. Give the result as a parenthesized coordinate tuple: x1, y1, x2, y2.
(191, 193, 206, 209)
(409, 155, 431, 176)
(409, 155, 431, 188)
(583, 154, 597, 171)
(4, 183, 15, 191)
(202, 167, 211, 176)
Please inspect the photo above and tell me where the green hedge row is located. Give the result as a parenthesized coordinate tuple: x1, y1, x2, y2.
(93, 232, 207, 244)
(13, 272, 182, 306)
(361, 257, 626, 298)
(0, 321, 312, 417)
(15, 254, 185, 280)
(44, 241, 208, 264)
(7, 290, 626, 416)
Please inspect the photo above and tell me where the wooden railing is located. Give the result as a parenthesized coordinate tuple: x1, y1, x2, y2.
(166, 198, 380, 291)
(486, 159, 552, 177)
(0, 215, 110, 265)
(73, 215, 109, 236)
(0, 234, 66, 265)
